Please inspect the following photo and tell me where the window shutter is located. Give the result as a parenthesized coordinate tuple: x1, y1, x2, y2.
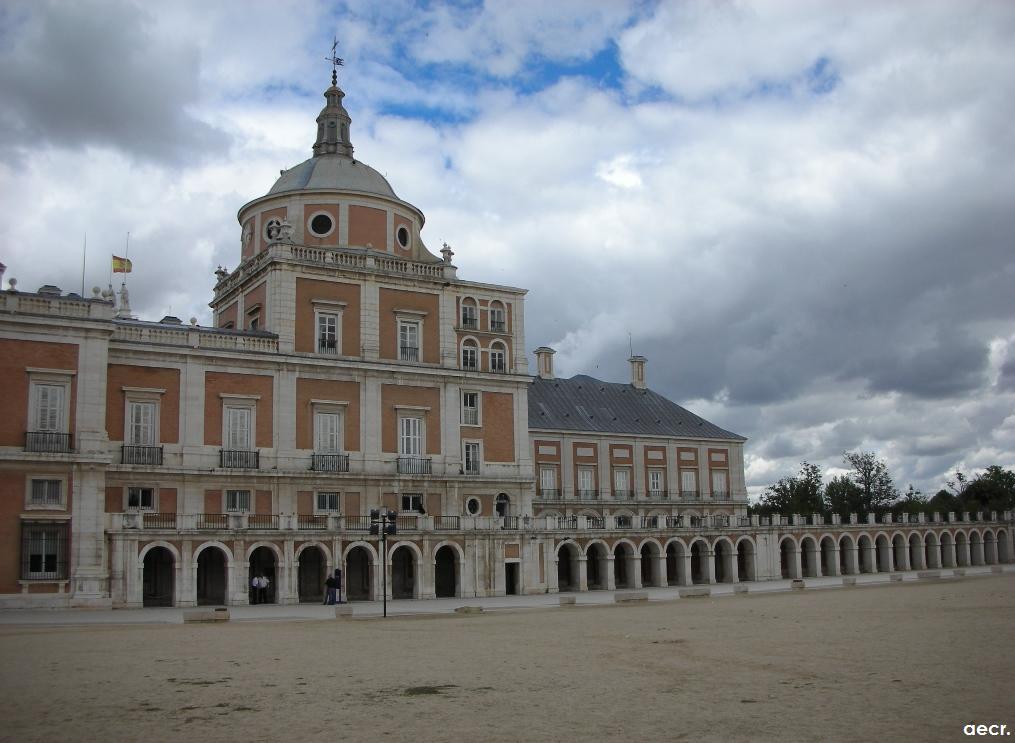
(36, 385, 64, 431)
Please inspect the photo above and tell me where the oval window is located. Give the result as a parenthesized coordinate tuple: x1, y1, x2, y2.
(466, 497, 481, 516)
(396, 225, 410, 249)
(310, 213, 333, 236)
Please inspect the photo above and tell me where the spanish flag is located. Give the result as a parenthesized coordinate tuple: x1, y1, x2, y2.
(112, 255, 132, 273)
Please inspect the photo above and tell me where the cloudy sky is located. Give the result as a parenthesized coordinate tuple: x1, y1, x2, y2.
(2, 0, 1013, 498)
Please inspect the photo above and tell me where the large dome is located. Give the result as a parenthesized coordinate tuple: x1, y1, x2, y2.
(268, 154, 398, 199)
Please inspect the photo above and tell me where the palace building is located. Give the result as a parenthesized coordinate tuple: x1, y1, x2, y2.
(0, 78, 1009, 609)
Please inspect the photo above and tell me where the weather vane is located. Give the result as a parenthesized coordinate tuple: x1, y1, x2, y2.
(326, 36, 344, 86)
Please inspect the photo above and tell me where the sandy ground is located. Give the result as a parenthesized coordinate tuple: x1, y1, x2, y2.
(1, 575, 1013, 743)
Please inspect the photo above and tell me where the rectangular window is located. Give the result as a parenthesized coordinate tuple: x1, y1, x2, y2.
(461, 304, 477, 329)
(316, 312, 339, 355)
(399, 417, 423, 456)
(21, 523, 68, 580)
(578, 467, 595, 495)
(489, 306, 505, 332)
(128, 401, 157, 445)
(539, 466, 557, 493)
(314, 411, 341, 453)
(316, 491, 340, 512)
(127, 486, 156, 510)
(462, 392, 479, 425)
(401, 493, 423, 512)
(490, 347, 506, 372)
(464, 442, 480, 474)
(462, 344, 478, 370)
(649, 469, 664, 493)
(30, 479, 62, 506)
(225, 489, 251, 512)
(34, 384, 65, 432)
(681, 470, 698, 495)
(711, 470, 729, 496)
(398, 320, 420, 361)
(225, 406, 251, 450)
(614, 468, 630, 491)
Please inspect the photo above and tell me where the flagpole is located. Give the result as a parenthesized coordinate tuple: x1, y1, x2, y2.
(80, 233, 87, 296)
(124, 232, 130, 288)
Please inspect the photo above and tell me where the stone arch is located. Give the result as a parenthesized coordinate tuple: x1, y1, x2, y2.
(969, 530, 984, 566)
(875, 533, 893, 573)
(690, 538, 710, 584)
(344, 542, 376, 601)
(954, 530, 970, 567)
(556, 540, 582, 592)
(433, 541, 465, 598)
(664, 538, 688, 586)
(613, 539, 637, 589)
(388, 541, 423, 599)
(923, 531, 941, 569)
(585, 540, 610, 590)
(639, 538, 663, 588)
(983, 530, 998, 565)
(838, 533, 857, 575)
(194, 541, 232, 606)
(779, 536, 799, 579)
(907, 532, 925, 571)
(939, 531, 956, 568)
(295, 542, 329, 604)
(998, 529, 1010, 564)
(799, 535, 820, 577)
(139, 541, 179, 608)
(856, 533, 875, 574)
(247, 542, 282, 604)
(712, 537, 735, 583)
(820, 535, 838, 576)
(735, 537, 756, 582)
(892, 532, 909, 570)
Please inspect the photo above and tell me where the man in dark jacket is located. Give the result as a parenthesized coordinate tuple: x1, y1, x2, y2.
(324, 574, 336, 605)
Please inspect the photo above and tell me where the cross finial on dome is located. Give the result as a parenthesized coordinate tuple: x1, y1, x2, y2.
(326, 36, 344, 87)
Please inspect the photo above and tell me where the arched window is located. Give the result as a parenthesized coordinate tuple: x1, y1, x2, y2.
(461, 339, 478, 370)
(490, 341, 507, 373)
(460, 298, 478, 329)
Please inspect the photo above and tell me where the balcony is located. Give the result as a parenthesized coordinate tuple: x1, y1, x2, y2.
(613, 489, 634, 500)
(490, 360, 507, 373)
(462, 408, 479, 425)
(679, 490, 701, 502)
(712, 490, 731, 501)
(221, 449, 259, 469)
(463, 463, 480, 476)
(122, 445, 163, 466)
(25, 431, 72, 453)
(297, 514, 329, 530)
(311, 453, 350, 473)
(248, 514, 280, 530)
(577, 489, 599, 500)
(343, 515, 371, 531)
(434, 515, 460, 530)
(490, 320, 506, 332)
(399, 345, 420, 362)
(197, 513, 228, 529)
(587, 516, 605, 529)
(462, 358, 478, 371)
(461, 317, 478, 330)
(317, 338, 338, 356)
(397, 456, 432, 475)
(540, 488, 561, 499)
(648, 489, 666, 500)
(142, 512, 177, 529)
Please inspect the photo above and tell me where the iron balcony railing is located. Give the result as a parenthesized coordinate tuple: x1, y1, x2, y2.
(197, 513, 228, 529)
(712, 490, 731, 501)
(490, 360, 507, 373)
(462, 408, 479, 425)
(317, 338, 338, 355)
(434, 516, 460, 530)
(397, 456, 432, 475)
(297, 514, 328, 530)
(397, 515, 419, 531)
(248, 514, 279, 529)
(462, 358, 479, 370)
(464, 463, 480, 475)
(490, 320, 506, 332)
(641, 516, 660, 528)
(540, 488, 561, 499)
(613, 489, 634, 499)
(648, 489, 666, 499)
(587, 516, 605, 529)
(220, 449, 259, 468)
(557, 515, 578, 529)
(122, 445, 163, 465)
(461, 317, 478, 330)
(615, 517, 633, 528)
(25, 431, 72, 453)
(399, 345, 420, 362)
(142, 512, 176, 529)
(312, 453, 349, 472)
(577, 489, 599, 500)
(500, 516, 520, 530)
(680, 490, 701, 501)
(343, 515, 371, 531)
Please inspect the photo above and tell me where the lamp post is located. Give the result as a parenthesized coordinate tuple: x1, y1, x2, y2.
(370, 508, 398, 617)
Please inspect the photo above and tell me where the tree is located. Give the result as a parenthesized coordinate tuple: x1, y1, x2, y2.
(960, 465, 1015, 513)
(927, 488, 961, 514)
(824, 474, 863, 516)
(895, 485, 928, 515)
(755, 462, 824, 516)
(842, 450, 898, 513)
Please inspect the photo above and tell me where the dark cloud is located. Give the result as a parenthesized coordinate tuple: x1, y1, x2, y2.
(0, 0, 229, 166)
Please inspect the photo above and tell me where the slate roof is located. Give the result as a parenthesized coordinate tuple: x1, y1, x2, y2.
(528, 374, 746, 441)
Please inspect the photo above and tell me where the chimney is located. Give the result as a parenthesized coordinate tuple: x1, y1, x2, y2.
(534, 347, 556, 380)
(628, 355, 647, 389)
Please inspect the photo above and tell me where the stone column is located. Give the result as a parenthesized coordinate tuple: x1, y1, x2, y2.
(654, 553, 667, 588)
(577, 556, 588, 592)
(844, 544, 859, 575)
(730, 550, 740, 583)
(706, 550, 717, 584)
(630, 554, 642, 589)
(605, 556, 616, 590)
(828, 547, 841, 577)
(792, 545, 803, 580)
(681, 552, 693, 586)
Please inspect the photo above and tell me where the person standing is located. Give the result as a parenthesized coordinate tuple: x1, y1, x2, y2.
(250, 574, 260, 604)
(324, 573, 336, 605)
(259, 574, 270, 604)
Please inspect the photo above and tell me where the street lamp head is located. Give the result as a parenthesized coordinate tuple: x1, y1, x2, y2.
(370, 508, 380, 520)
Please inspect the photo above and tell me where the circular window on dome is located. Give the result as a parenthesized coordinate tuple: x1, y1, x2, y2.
(465, 497, 481, 516)
(308, 212, 334, 237)
(396, 225, 410, 249)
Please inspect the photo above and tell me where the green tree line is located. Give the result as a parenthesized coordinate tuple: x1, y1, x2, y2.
(750, 452, 1015, 517)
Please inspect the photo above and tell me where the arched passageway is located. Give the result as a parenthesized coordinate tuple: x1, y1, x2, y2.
(248, 546, 277, 604)
(297, 546, 326, 603)
(143, 546, 174, 607)
(391, 546, 417, 599)
(196, 546, 227, 606)
(838, 536, 856, 575)
(939, 532, 955, 568)
(587, 543, 608, 590)
(345, 546, 372, 601)
(665, 542, 684, 586)
(820, 537, 837, 576)
(984, 532, 997, 565)
(924, 533, 940, 569)
(998, 531, 1010, 564)
(779, 538, 796, 579)
(970, 532, 984, 566)
(955, 532, 969, 567)
(908, 533, 924, 571)
(691, 541, 709, 584)
(614, 543, 635, 589)
(737, 540, 756, 582)
(435, 546, 458, 598)
(800, 537, 819, 577)
(640, 542, 662, 587)
(875, 535, 892, 573)
(713, 541, 734, 583)
(892, 534, 908, 571)
(856, 535, 875, 574)
(557, 543, 580, 591)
